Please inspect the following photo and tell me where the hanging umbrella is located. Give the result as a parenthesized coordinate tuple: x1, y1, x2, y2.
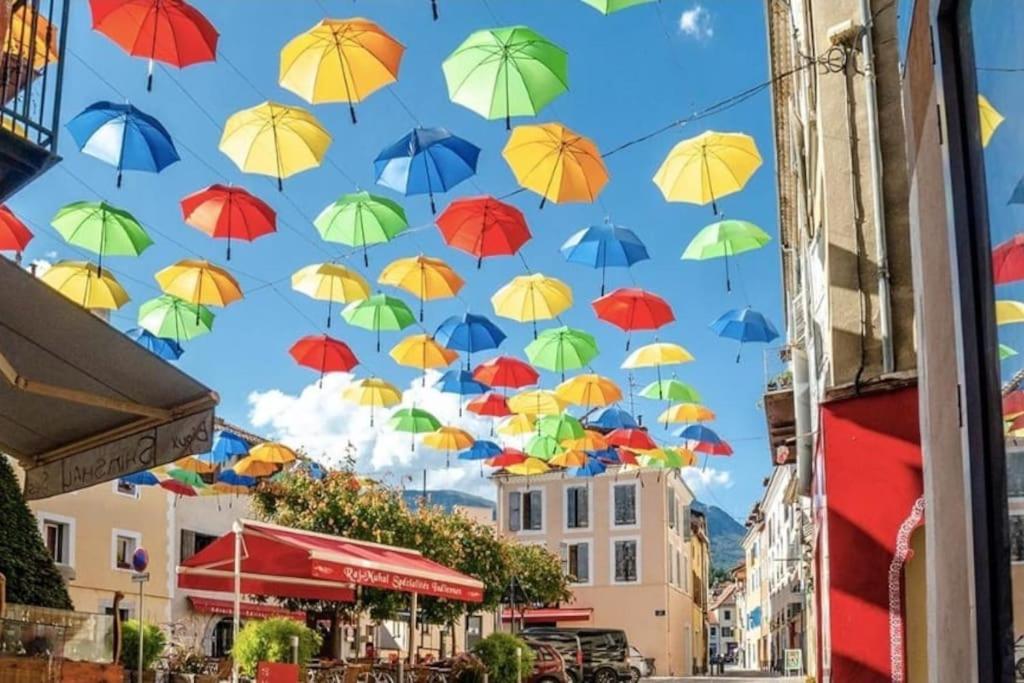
(606, 428, 657, 451)
(314, 192, 408, 266)
(155, 259, 243, 321)
(993, 234, 1024, 285)
(423, 426, 475, 467)
(436, 313, 507, 368)
(561, 223, 650, 295)
(126, 327, 184, 361)
(710, 307, 780, 361)
(682, 219, 772, 291)
(436, 196, 531, 268)
(675, 424, 733, 455)
(207, 431, 250, 464)
(563, 430, 611, 452)
(250, 442, 299, 464)
(442, 26, 567, 129)
(508, 457, 551, 477)
(137, 295, 214, 342)
(508, 390, 566, 416)
(166, 468, 206, 487)
(571, 456, 606, 478)
(280, 18, 404, 124)
(978, 94, 1004, 147)
(492, 273, 573, 337)
(220, 102, 331, 190)
(67, 101, 179, 187)
(216, 470, 255, 487)
(342, 294, 416, 351)
(41, 261, 130, 310)
(292, 263, 370, 329)
(654, 130, 762, 214)
(6, 4, 59, 71)
(51, 201, 151, 276)
(497, 414, 536, 436)
(473, 356, 539, 391)
(525, 435, 563, 460)
(121, 471, 160, 487)
(174, 457, 216, 475)
(379, 255, 464, 321)
(550, 449, 589, 469)
(467, 392, 512, 417)
(659, 403, 715, 424)
(537, 413, 585, 442)
(390, 334, 459, 386)
(181, 185, 276, 260)
(640, 379, 701, 403)
(1001, 344, 1018, 361)
(343, 377, 402, 426)
(436, 369, 489, 414)
(503, 122, 609, 208)
(1005, 391, 1024, 420)
(234, 456, 279, 477)
(460, 440, 503, 475)
(587, 407, 638, 430)
(89, 0, 218, 90)
(592, 288, 674, 349)
(581, 0, 655, 12)
(389, 407, 442, 451)
(556, 374, 622, 408)
(997, 300, 1024, 325)
(290, 334, 359, 386)
(374, 127, 480, 213)
(160, 479, 199, 496)
(525, 326, 598, 380)
(489, 448, 528, 468)
(622, 342, 694, 369)
(0, 206, 32, 257)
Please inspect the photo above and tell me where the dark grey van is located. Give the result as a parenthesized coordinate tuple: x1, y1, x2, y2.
(520, 628, 632, 683)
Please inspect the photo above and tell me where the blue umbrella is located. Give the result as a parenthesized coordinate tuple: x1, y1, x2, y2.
(435, 313, 506, 367)
(374, 127, 480, 213)
(67, 102, 179, 188)
(202, 431, 250, 464)
(120, 471, 159, 486)
(295, 461, 326, 480)
(217, 470, 257, 487)
(709, 307, 780, 362)
(126, 327, 184, 361)
(571, 456, 607, 478)
(436, 369, 489, 415)
(460, 439, 502, 475)
(587, 407, 638, 430)
(674, 424, 722, 443)
(560, 223, 650, 295)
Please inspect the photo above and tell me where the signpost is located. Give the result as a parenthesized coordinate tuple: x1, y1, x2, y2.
(784, 649, 803, 676)
(131, 548, 149, 683)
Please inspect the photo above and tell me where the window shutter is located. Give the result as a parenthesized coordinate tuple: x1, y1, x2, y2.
(180, 529, 196, 562)
(683, 504, 692, 539)
(578, 543, 589, 582)
(528, 491, 542, 530)
(509, 492, 521, 531)
(579, 488, 589, 527)
(567, 488, 578, 528)
(668, 488, 676, 528)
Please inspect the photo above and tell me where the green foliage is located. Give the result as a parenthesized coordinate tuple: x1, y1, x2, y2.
(450, 652, 488, 683)
(164, 644, 207, 674)
(473, 633, 535, 683)
(0, 457, 72, 610)
(507, 543, 573, 606)
(231, 617, 322, 677)
(120, 620, 166, 671)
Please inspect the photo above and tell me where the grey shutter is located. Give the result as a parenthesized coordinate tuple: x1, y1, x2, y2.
(567, 488, 578, 528)
(683, 505, 693, 539)
(578, 543, 589, 582)
(180, 529, 196, 562)
(509, 492, 521, 531)
(579, 488, 589, 528)
(528, 490, 543, 529)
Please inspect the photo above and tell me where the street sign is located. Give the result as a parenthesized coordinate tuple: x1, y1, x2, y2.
(785, 649, 802, 675)
(131, 572, 150, 583)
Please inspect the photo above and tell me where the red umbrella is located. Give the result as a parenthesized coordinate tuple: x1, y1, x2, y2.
(606, 428, 657, 451)
(692, 440, 733, 456)
(436, 196, 531, 268)
(1004, 390, 1024, 419)
(473, 356, 539, 390)
(289, 335, 359, 387)
(467, 392, 512, 418)
(159, 479, 198, 497)
(488, 448, 527, 468)
(90, 0, 219, 90)
(617, 448, 639, 466)
(0, 205, 32, 255)
(994, 234, 1024, 285)
(592, 287, 675, 349)
(181, 185, 276, 260)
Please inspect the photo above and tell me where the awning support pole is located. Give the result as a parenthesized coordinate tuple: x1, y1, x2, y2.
(408, 592, 418, 665)
(232, 521, 242, 683)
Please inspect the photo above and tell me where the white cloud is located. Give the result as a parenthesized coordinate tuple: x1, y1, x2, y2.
(679, 4, 713, 40)
(681, 466, 734, 495)
(28, 258, 52, 277)
(247, 371, 499, 499)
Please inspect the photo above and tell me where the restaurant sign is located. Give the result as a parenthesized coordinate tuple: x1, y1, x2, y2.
(312, 562, 484, 603)
(23, 409, 214, 500)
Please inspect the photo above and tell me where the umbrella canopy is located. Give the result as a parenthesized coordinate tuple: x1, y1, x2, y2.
(436, 313, 507, 364)
(292, 263, 371, 328)
(467, 392, 512, 417)
(137, 295, 214, 342)
(654, 130, 762, 214)
(6, 4, 59, 71)
(126, 327, 184, 361)
(460, 440, 502, 461)
(556, 374, 622, 408)
(587, 406, 638, 430)
(1002, 344, 1018, 361)
(606, 428, 657, 450)
(508, 390, 566, 416)
(492, 273, 573, 336)
(537, 413, 585, 442)
(442, 26, 567, 129)
(290, 334, 359, 383)
(550, 449, 589, 468)
(234, 456, 279, 477)
(207, 431, 250, 464)
(67, 101, 179, 186)
(563, 430, 611, 452)
(507, 457, 551, 476)
(675, 424, 733, 455)
(592, 287, 674, 348)
(280, 18, 404, 123)
(181, 185, 276, 260)
(250, 442, 299, 464)
(580, 0, 655, 12)
(561, 223, 650, 294)
(503, 122, 609, 207)
(997, 300, 1024, 325)
(979, 94, 1004, 147)
(314, 192, 408, 266)
(379, 255, 464, 320)
(174, 456, 217, 475)
(659, 403, 715, 424)
(526, 326, 599, 378)
(343, 377, 402, 426)
(622, 342, 694, 369)
(525, 434, 563, 460)
(390, 334, 459, 384)
(489, 448, 528, 468)
(390, 408, 441, 449)
(436, 369, 490, 400)
(436, 196, 531, 267)
(640, 379, 701, 403)
(571, 456, 606, 478)
(52, 201, 152, 274)
(497, 414, 536, 436)
(342, 294, 416, 351)
(216, 470, 256, 486)
(993, 234, 1024, 285)
(220, 102, 331, 189)
(160, 479, 199, 496)
(41, 261, 130, 310)
(473, 356, 539, 389)
(424, 426, 475, 466)
(0, 206, 32, 254)
(710, 307, 780, 361)
(155, 259, 243, 308)
(682, 219, 771, 290)
(121, 471, 160, 486)
(374, 127, 480, 212)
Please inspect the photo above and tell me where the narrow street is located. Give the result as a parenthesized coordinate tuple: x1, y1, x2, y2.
(649, 673, 803, 682)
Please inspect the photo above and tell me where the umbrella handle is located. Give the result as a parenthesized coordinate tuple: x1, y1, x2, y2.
(349, 103, 358, 125)
(431, 0, 439, 20)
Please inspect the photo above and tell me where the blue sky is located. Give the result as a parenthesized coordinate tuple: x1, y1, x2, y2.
(12, 0, 780, 519)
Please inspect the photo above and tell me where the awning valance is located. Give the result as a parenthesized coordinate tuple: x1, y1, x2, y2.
(188, 596, 304, 621)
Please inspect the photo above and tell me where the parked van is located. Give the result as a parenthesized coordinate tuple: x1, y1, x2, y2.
(520, 628, 632, 683)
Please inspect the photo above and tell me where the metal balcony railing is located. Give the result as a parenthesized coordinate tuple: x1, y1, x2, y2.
(763, 345, 793, 394)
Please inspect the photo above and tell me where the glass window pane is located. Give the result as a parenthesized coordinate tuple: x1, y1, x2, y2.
(614, 485, 636, 525)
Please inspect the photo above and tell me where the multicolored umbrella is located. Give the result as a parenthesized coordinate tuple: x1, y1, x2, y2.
(492, 273, 573, 337)
(571, 456, 606, 478)
(291, 263, 371, 328)
(174, 456, 216, 475)
(526, 326, 598, 379)
(342, 294, 416, 351)
(550, 449, 589, 469)
(592, 288, 674, 349)
(563, 430, 611, 453)
(503, 122, 608, 208)
(710, 307, 780, 361)
(442, 26, 567, 129)
(52, 201, 152, 276)
(435, 313, 507, 367)
(290, 334, 359, 386)
(654, 130, 762, 214)
(389, 407, 442, 451)
(436, 369, 489, 414)
(41, 261, 130, 310)
(606, 428, 657, 451)
(473, 356, 539, 391)
(217, 470, 256, 486)
(467, 393, 512, 434)
(622, 342, 694, 369)
(436, 196, 531, 267)
(374, 127, 480, 213)
(682, 220, 771, 290)
(675, 424, 733, 456)
(160, 478, 200, 496)
(555, 374, 622, 408)
(508, 389, 566, 416)
(561, 223, 649, 295)
(537, 413, 585, 442)
(126, 327, 184, 361)
(379, 255, 464, 321)
(587, 407, 638, 430)
(314, 192, 408, 266)
(461, 440, 503, 476)
(423, 426, 475, 467)
(390, 334, 458, 385)
(0, 206, 32, 256)
(137, 295, 214, 342)
(279, 18, 404, 124)
(67, 102, 179, 187)
(343, 377, 402, 426)
(640, 379, 701, 403)
(581, 0, 655, 12)
(181, 185, 276, 260)
(250, 442, 299, 464)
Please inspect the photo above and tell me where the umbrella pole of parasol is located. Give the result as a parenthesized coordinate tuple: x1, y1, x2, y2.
(724, 250, 731, 292)
(703, 152, 719, 216)
(146, 23, 158, 91)
(431, 0, 439, 20)
(656, 364, 663, 399)
(337, 47, 358, 125)
(538, 148, 564, 210)
(194, 276, 203, 325)
(225, 193, 233, 261)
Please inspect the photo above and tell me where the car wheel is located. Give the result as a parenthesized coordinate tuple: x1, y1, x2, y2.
(594, 668, 617, 683)
(629, 667, 641, 683)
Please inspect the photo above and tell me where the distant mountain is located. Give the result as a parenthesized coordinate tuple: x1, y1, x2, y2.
(693, 501, 746, 571)
(402, 489, 496, 514)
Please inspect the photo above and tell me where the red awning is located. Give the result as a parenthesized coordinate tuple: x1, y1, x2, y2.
(177, 519, 484, 603)
(188, 596, 304, 621)
(501, 607, 592, 623)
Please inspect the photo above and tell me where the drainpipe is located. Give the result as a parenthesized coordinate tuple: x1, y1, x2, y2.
(857, 0, 895, 374)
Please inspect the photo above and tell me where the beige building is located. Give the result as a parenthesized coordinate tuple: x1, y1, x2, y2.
(739, 516, 766, 671)
(707, 583, 738, 662)
(493, 468, 699, 677)
(688, 509, 710, 675)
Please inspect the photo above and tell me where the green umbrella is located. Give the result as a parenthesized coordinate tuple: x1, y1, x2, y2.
(342, 294, 416, 351)
(1001, 343, 1018, 360)
(640, 379, 701, 403)
(525, 434, 563, 461)
(168, 468, 206, 487)
(537, 413, 584, 442)
(681, 220, 771, 291)
(581, 0, 655, 13)
(52, 201, 153, 275)
(525, 326, 598, 380)
(389, 407, 442, 451)
(442, 26, 568, 129)
(138, 295, 214, 342)
(314, 192, 408, 266)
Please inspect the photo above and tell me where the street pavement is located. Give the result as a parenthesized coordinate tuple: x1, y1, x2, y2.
(646, 673, 803, 682)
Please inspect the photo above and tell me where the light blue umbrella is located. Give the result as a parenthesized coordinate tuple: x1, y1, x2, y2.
(126, 327, 184, 361)
(216, 470, 256, 487)
(67, 102, 179, 187)
(709, 307, 779, 362)
(587, 406, 638, 430)
(120, 471, 159, 486)
(560, 223, 650, 294)
(435, 313, 506, 368)
(460, 439, 502, 476)
(374, 127, 480, 213)
(202, 431, 250, 464)
(571, 456, 606, 478)
(436, 369, 490, 414)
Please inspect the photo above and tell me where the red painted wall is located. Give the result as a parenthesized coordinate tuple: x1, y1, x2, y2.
(817, 386, 923, 682)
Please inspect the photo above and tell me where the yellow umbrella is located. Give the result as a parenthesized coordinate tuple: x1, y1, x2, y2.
(659, 402, 716, 424)
(390, 334, 459, 385)
(41, 261, 129, 310)
(997, 300, 1024, 325)
(234, 456, 279, 477)
(675, 447, 698, 467)
(211, 483, 251, 496)
(6, 4, 59, 71)
(497, 413, 536, 436)
(492, 273, 573, 337)
(343, 377, 402, 426)
(622, 342, 694, 369)
(562, 430, 610, 452)
(555, 374, 622, 408)
(155, 259, 243, 309)
(423, 425, 475, 467)
(653, 130, 762, 214)
(280, 18, 404, 124)
(508, 389, 566, 416)
(175, 456, 217, 474)
(219, 101, 331, 189)
(549, 449, 588, 469)
(979, 95, 1004, 148)
(503, 123, 609, 208)
(292, 263, 371, 328)
(507, 457, 551, 476)
(249, 442, 298, 464)
(379, 255, 464, 321)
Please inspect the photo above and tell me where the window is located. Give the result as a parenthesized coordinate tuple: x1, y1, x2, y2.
(722, 627, 733, 638)
(507, 490, 542, 532)
(682, 504, 692, 539)
(613, 539, 639, 583)
(42, 519, 70, 565)
(564, 541, 590, 584)
(180, 529, 219, 562)
(612, 483, 637, 526)
(508, 491, 521, 532)
(465, 615, 483, 651)
(114, 479, 138, 498)
(674, 549, 681, 587)
(103, 604, 132, 622)
(710, 626, 717, 636)
(667, 488, 676, 529)
(113, 530, 140, 570)
(724, 609, 732, 621)
(566, 486, 588, 529)
(1011, 515, 1024, 563)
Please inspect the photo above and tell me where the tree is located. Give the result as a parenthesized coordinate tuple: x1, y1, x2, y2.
(0, 457, 72, 609)
(232, 618, 322, 677)
(473, 633, 535, 683)
(120, 620, 166, 671)
(506, 543, 573, 607)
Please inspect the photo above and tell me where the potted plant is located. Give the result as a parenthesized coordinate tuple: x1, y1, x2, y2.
(472, 633, 535, 683)
(231, 617, 322, 679)
(165, 644, 214, 683)
(119, 620, 165, 683)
